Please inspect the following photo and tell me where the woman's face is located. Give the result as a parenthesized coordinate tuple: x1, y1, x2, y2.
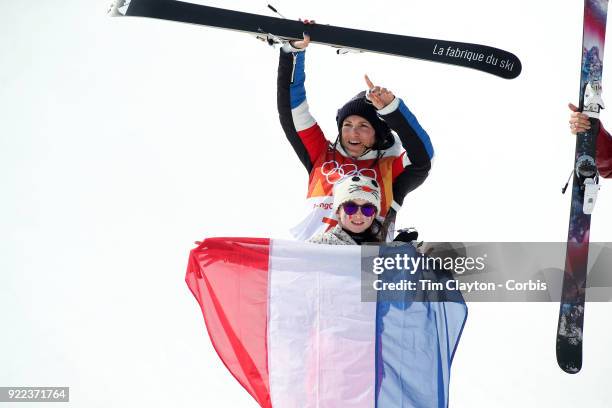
(337, 198, 377, 234)
(341, 115, 376, 157)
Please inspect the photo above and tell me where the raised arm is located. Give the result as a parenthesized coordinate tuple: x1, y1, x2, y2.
(277, 43, 327, 174)
(364, 77, 433, 209)
(377, 102, 433, 210)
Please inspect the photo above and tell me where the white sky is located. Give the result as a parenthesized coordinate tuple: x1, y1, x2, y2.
(1, 0, 612, 406)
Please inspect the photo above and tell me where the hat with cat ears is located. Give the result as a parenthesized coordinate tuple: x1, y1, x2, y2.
(332, 175, 381, 214)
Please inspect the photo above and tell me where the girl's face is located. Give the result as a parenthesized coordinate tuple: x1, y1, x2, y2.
(337, 198, 377, 233)
(341, 115, 376, 157)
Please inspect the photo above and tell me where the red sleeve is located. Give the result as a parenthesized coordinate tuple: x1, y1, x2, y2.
(390, 152, 407, 180)
(596, 124, 612, 178)
(298, 124, 328, 165)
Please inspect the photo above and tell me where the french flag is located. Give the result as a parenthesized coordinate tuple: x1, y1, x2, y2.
(186, 238, 467, 408)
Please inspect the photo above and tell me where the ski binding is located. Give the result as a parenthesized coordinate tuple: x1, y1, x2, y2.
(574, 155, 600, 214)
(583, 81, 605, 118)
(582, 177, 600, 214)
(335, 47, 364, 55)
(108, 0, 131, 16)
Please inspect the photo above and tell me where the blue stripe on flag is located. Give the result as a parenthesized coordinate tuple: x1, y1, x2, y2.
(374, 244, 467, 408)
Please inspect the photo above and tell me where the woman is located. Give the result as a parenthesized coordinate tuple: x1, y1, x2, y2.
(567, 102, 612, 178)
(309, 174, 383, 245)
(277, 32, 434, 241)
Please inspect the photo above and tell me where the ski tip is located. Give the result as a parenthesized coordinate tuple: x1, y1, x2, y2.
(511, 59, 522, 79)
(558, 362, 582, 374)
(454, 49, 522, 80)
(556, 343, 583, 374)
(500, 54, 522, 80)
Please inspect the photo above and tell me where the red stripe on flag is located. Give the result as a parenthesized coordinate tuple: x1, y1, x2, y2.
(186, 237, 271, 408)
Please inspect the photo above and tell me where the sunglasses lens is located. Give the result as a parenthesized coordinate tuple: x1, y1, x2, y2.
(342, 202, 359, 215)
(361, 204, 377, 217)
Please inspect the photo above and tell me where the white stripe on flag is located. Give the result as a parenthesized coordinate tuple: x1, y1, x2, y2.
(268, 240, 377, 408)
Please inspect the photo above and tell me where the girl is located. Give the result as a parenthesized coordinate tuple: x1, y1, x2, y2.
(309, 175, 383, 245)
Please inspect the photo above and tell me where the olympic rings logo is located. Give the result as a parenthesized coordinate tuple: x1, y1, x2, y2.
(320, 161, 378, 184)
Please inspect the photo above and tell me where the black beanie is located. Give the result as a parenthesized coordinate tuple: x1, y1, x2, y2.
(336, 91, 393, 150)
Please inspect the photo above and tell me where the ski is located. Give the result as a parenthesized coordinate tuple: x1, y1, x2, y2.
(108, 0, 522, 79)
(556, 0, 608, 374)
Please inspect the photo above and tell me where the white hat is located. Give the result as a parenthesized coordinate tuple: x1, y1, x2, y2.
(332, 175, 381, 214)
